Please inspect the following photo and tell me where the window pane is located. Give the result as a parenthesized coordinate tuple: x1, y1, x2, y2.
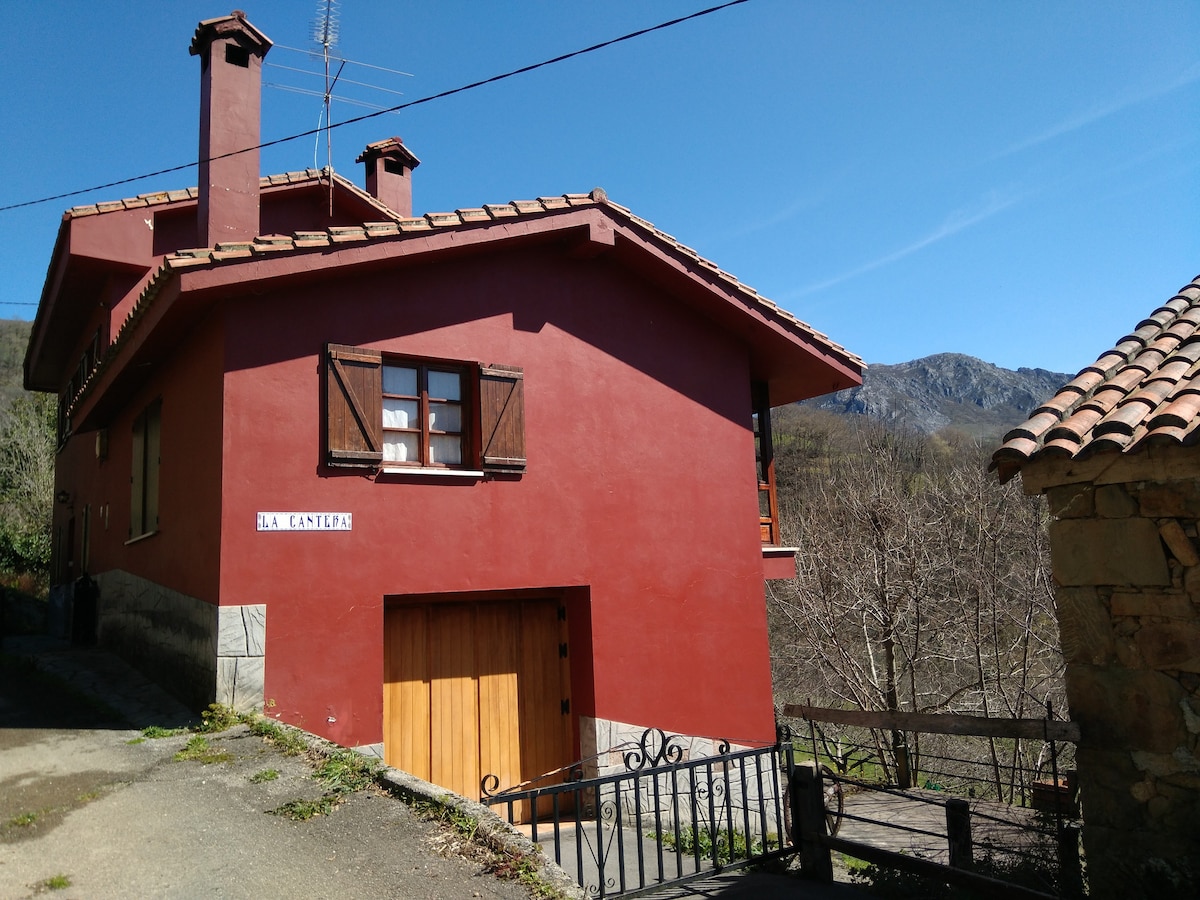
(429, 401, 462, 433)
(383, 398, 418, 429)
(428, 369, 461, 401)
(429, 434, 463, 466)
(383, 432, 419, 463)
(383, 366, 417, 396)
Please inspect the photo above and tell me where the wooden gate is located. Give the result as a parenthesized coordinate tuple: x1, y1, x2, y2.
(384, 597, 572, 820)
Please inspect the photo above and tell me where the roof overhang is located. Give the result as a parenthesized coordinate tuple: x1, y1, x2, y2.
(65, 196, 863, 431)
(25, 170, 404, 393)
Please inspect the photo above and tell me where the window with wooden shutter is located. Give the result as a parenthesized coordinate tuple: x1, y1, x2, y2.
(325, 345, 525, 474)
(325, 343, 383, 468)
(479, 365, 526, 472)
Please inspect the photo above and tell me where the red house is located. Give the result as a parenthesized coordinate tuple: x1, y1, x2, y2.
(26, 12, 862, 802)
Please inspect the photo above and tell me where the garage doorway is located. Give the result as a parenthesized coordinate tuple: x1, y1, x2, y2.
(383, 597, 573, 820)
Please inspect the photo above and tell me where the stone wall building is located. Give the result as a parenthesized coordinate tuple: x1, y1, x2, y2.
(993, 275, 1200, 899)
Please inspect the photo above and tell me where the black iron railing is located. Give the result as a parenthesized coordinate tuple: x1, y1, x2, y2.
(481, 728, 797, 898)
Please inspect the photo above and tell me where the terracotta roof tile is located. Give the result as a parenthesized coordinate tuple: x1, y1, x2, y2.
(63, 170, 403, 224)
(1004, 410, 1065, 444)
(397, 218, 432, 232)
(993, 275, 1200, 480)
(1150, 393, 1200, 431)
(72, 182, 861, 415)
(484, 203, 519, 219)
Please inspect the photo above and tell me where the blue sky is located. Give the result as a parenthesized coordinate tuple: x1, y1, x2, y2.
(1, 1, 1196, 375)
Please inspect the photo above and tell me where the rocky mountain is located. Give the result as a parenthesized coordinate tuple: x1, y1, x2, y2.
(804, 352, 1074, 439)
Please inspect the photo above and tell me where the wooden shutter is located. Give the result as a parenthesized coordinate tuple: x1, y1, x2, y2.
(325, 343, 383, 467)
(479, 364, 526, 472)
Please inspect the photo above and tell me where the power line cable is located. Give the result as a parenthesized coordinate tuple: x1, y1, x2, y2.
(0, 0, 749, 214)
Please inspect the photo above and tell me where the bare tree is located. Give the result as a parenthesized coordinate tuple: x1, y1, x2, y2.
(768, 410, 1064, 796)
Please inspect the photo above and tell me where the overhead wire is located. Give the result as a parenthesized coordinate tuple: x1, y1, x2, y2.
(0, 0, 749, 214)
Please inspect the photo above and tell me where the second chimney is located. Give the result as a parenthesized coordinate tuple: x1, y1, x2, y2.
(190, 11, 272, 247)
(357, 138, 421, 218)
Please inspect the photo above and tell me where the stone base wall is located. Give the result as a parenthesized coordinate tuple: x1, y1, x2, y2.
(1046, 477, 1200, 898)
(93, 570, 265, 714)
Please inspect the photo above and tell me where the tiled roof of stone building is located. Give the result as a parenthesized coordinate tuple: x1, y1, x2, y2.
(992, 275, 1200, 482)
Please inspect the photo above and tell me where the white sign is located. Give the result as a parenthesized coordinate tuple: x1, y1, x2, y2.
(257, 512, 352, 532)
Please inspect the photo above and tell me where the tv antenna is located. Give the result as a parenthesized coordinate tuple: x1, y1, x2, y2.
(313, 0, 342, 209)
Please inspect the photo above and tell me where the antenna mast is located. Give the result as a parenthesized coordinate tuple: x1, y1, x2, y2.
(312, 0, 342, 212)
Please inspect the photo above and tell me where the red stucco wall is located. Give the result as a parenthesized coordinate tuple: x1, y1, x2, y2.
(55, 312, 225, 602)
(217, 244, 777, 751)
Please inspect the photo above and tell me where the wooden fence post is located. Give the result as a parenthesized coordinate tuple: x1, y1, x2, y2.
(790, 765, 833, 882)
(893, 730, 912, 789)
(946, 798, 973, 870)
(1058, 823, 1083, 897)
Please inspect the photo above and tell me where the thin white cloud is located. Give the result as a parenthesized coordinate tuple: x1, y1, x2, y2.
(788, 191, 1024, 299)
(986, 61, 1200, 162)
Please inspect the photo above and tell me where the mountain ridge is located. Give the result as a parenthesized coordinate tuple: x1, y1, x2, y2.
(804, 352, 1073, 439)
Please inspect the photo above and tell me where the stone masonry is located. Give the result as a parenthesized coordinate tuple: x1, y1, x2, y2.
(1036, 459, 1200, 898)
(93, 569, 265, 713)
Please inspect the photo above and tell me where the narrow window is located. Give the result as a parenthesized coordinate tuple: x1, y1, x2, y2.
(752, 383, 779, 545)
(130, 399, 161, 539)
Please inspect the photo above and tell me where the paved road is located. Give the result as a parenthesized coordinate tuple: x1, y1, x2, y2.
(0, 635, 870, 899)
(0, 636, 535, 900)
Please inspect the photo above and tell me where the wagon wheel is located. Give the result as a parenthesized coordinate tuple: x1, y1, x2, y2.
(821, 764, 845, 837)
(782, 764, 845, 841)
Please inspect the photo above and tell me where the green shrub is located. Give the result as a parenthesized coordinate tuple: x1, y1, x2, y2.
(652, 825, 778, 865)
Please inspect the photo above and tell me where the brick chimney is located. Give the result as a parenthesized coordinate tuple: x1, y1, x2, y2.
(190, 11, 272, 246)
(356, 138, 421, 218)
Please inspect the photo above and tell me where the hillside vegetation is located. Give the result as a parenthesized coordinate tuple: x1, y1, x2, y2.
(0, 320, 53, 587)
(769, 405, 1064, 798)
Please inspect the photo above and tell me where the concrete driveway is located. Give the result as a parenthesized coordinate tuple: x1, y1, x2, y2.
(0, 636, 868, 900)
(0, 637, 535, 900)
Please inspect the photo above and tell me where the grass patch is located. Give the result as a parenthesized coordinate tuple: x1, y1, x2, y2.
(195, 703, 243, 734)
(8, 812, 37, 828)
(141, 725, 187, 739)
(249, 768, 280, 783)
(313, 748, 379, 795)
(412, 797, 481, 842)
(244, 717, 308, 755)
(409, 797, 571, 899)
(173, 735, 232, 764)
(125, 736, 146, 745)
(269, 796, 339, 821)
(32, 874, 71, 892)
(651, 825, 779, 865)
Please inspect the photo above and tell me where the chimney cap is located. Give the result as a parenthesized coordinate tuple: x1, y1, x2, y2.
(356, 137, 421, 170)
(190, 10, 273, 57)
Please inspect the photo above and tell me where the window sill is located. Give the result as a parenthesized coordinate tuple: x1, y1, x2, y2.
(761, 545, 797, 558)
(124, 529, 159, 546)
(762, 545, 796, 581)
(379, 467, 485, 478)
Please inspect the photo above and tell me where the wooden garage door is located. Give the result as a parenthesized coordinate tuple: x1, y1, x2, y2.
(383, 599, 572, 818)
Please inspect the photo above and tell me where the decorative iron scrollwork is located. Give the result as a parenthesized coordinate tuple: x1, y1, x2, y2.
(717, 738, 731, 755)
(480, 773, 501, 798)
(623, 727, 685, 771)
